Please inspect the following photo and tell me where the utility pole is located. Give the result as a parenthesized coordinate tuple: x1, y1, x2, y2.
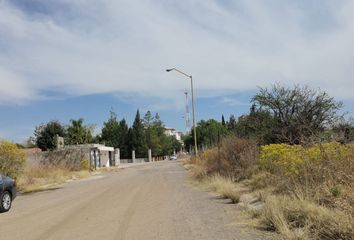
(184, 91, 191, 133)
(166, 68, 198, 158)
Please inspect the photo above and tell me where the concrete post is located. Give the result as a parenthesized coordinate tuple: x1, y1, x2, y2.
(148, 149, 152, 162)
(132, 150, 136, 163)
(115, 148, 120, 165)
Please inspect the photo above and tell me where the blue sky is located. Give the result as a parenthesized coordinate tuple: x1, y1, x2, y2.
(1, 0, 354, 143)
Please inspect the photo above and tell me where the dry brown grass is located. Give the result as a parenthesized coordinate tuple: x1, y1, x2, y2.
(189, 164, 207, 180)
(180, 155, 193, 165)
(17, 166, 91, 193)
(255, 195, 354, 240)
(199, 175, 240, 204)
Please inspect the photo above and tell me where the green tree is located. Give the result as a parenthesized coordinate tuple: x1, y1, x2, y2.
(101, 111, 120, 147)
(118, 118, 130, 158)
(143, 110, 154, 127)
(252, 84, 343, 144)
(221, 114, 226, 126)
(34, 120, 65, 151)
(131, 110, 147, 157)
(185, 119, 227, 151)
(227, 115, 237, 132)
(101, 112, 130, 158)
(142, 111, 180, 157)
(199, 119, 227, 148)
(152, 113, 173, 156)
(127, 127, 133, 158)
(160, 135, 173, 155)
(66, 118, 94, 145)
(170, 135, 182, 153)
(234, 105, 275, 144)
(143, 111, 159, 154)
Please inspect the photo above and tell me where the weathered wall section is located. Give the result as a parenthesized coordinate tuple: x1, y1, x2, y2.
(32, 148, 89, 170)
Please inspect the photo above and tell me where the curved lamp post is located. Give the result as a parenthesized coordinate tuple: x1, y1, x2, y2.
(166, 68, 198, 157)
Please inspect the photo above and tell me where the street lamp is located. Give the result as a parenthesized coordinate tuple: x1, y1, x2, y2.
(166, 68, 198, 157)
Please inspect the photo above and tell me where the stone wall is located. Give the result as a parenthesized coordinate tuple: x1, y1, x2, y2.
(32, 148, 89, 170)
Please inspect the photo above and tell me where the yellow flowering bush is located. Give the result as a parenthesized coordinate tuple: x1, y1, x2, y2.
(258, 142, 354, 236)
(0, 140, 26, 178)
(259, 142, 354, 177)
(259, 144, 305, 175)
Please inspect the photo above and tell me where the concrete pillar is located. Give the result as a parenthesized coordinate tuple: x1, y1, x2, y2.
(115, 148, 120, 165)
(132, 150, 136, 163)
(148, 149, 152, 162)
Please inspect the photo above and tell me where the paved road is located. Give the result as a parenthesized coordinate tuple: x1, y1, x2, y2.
(0, 161, 270, 240)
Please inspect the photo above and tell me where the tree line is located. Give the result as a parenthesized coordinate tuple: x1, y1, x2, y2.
(184, 84, 354, 150)
(32, 110, 181, 158)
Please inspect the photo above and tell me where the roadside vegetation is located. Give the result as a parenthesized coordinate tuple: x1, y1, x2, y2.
(188, 138, 354, 240)
(185, 84, 354, 240)
(17, 166, 91, 193)
(0, 140, 26, 178)
(0, 140, 92, 193)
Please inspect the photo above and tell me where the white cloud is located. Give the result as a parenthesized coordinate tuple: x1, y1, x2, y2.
(0, 0, 354, 105)
(220, 97, 249, 107)
(0, 67, 39, 104)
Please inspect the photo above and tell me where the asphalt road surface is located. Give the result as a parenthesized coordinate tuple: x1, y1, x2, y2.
(0, 161, 271, 240)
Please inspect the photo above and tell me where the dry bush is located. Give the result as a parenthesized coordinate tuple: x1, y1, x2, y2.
(257, 195, 353, 240)
(203, 175, 240, 203)
(189, 164, 207, 180)
(200, 136, 258, 181)
(246, 172, 276, 191)
(180, 155, 192, 166)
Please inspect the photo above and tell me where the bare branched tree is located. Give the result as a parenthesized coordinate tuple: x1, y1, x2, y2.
(252, 84, 343, 144)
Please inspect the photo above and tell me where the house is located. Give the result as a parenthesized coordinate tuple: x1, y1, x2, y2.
(164, 127, 182, 141)
(88, 144, 115, 168)
(64, 144, 116, 168)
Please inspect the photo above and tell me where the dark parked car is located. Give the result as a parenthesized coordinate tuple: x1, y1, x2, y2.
(0, 174, 16, 213)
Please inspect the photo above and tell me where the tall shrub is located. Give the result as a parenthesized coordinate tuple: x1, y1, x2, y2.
(0, 140, 26, 178)
(201, 136, 258, 181)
